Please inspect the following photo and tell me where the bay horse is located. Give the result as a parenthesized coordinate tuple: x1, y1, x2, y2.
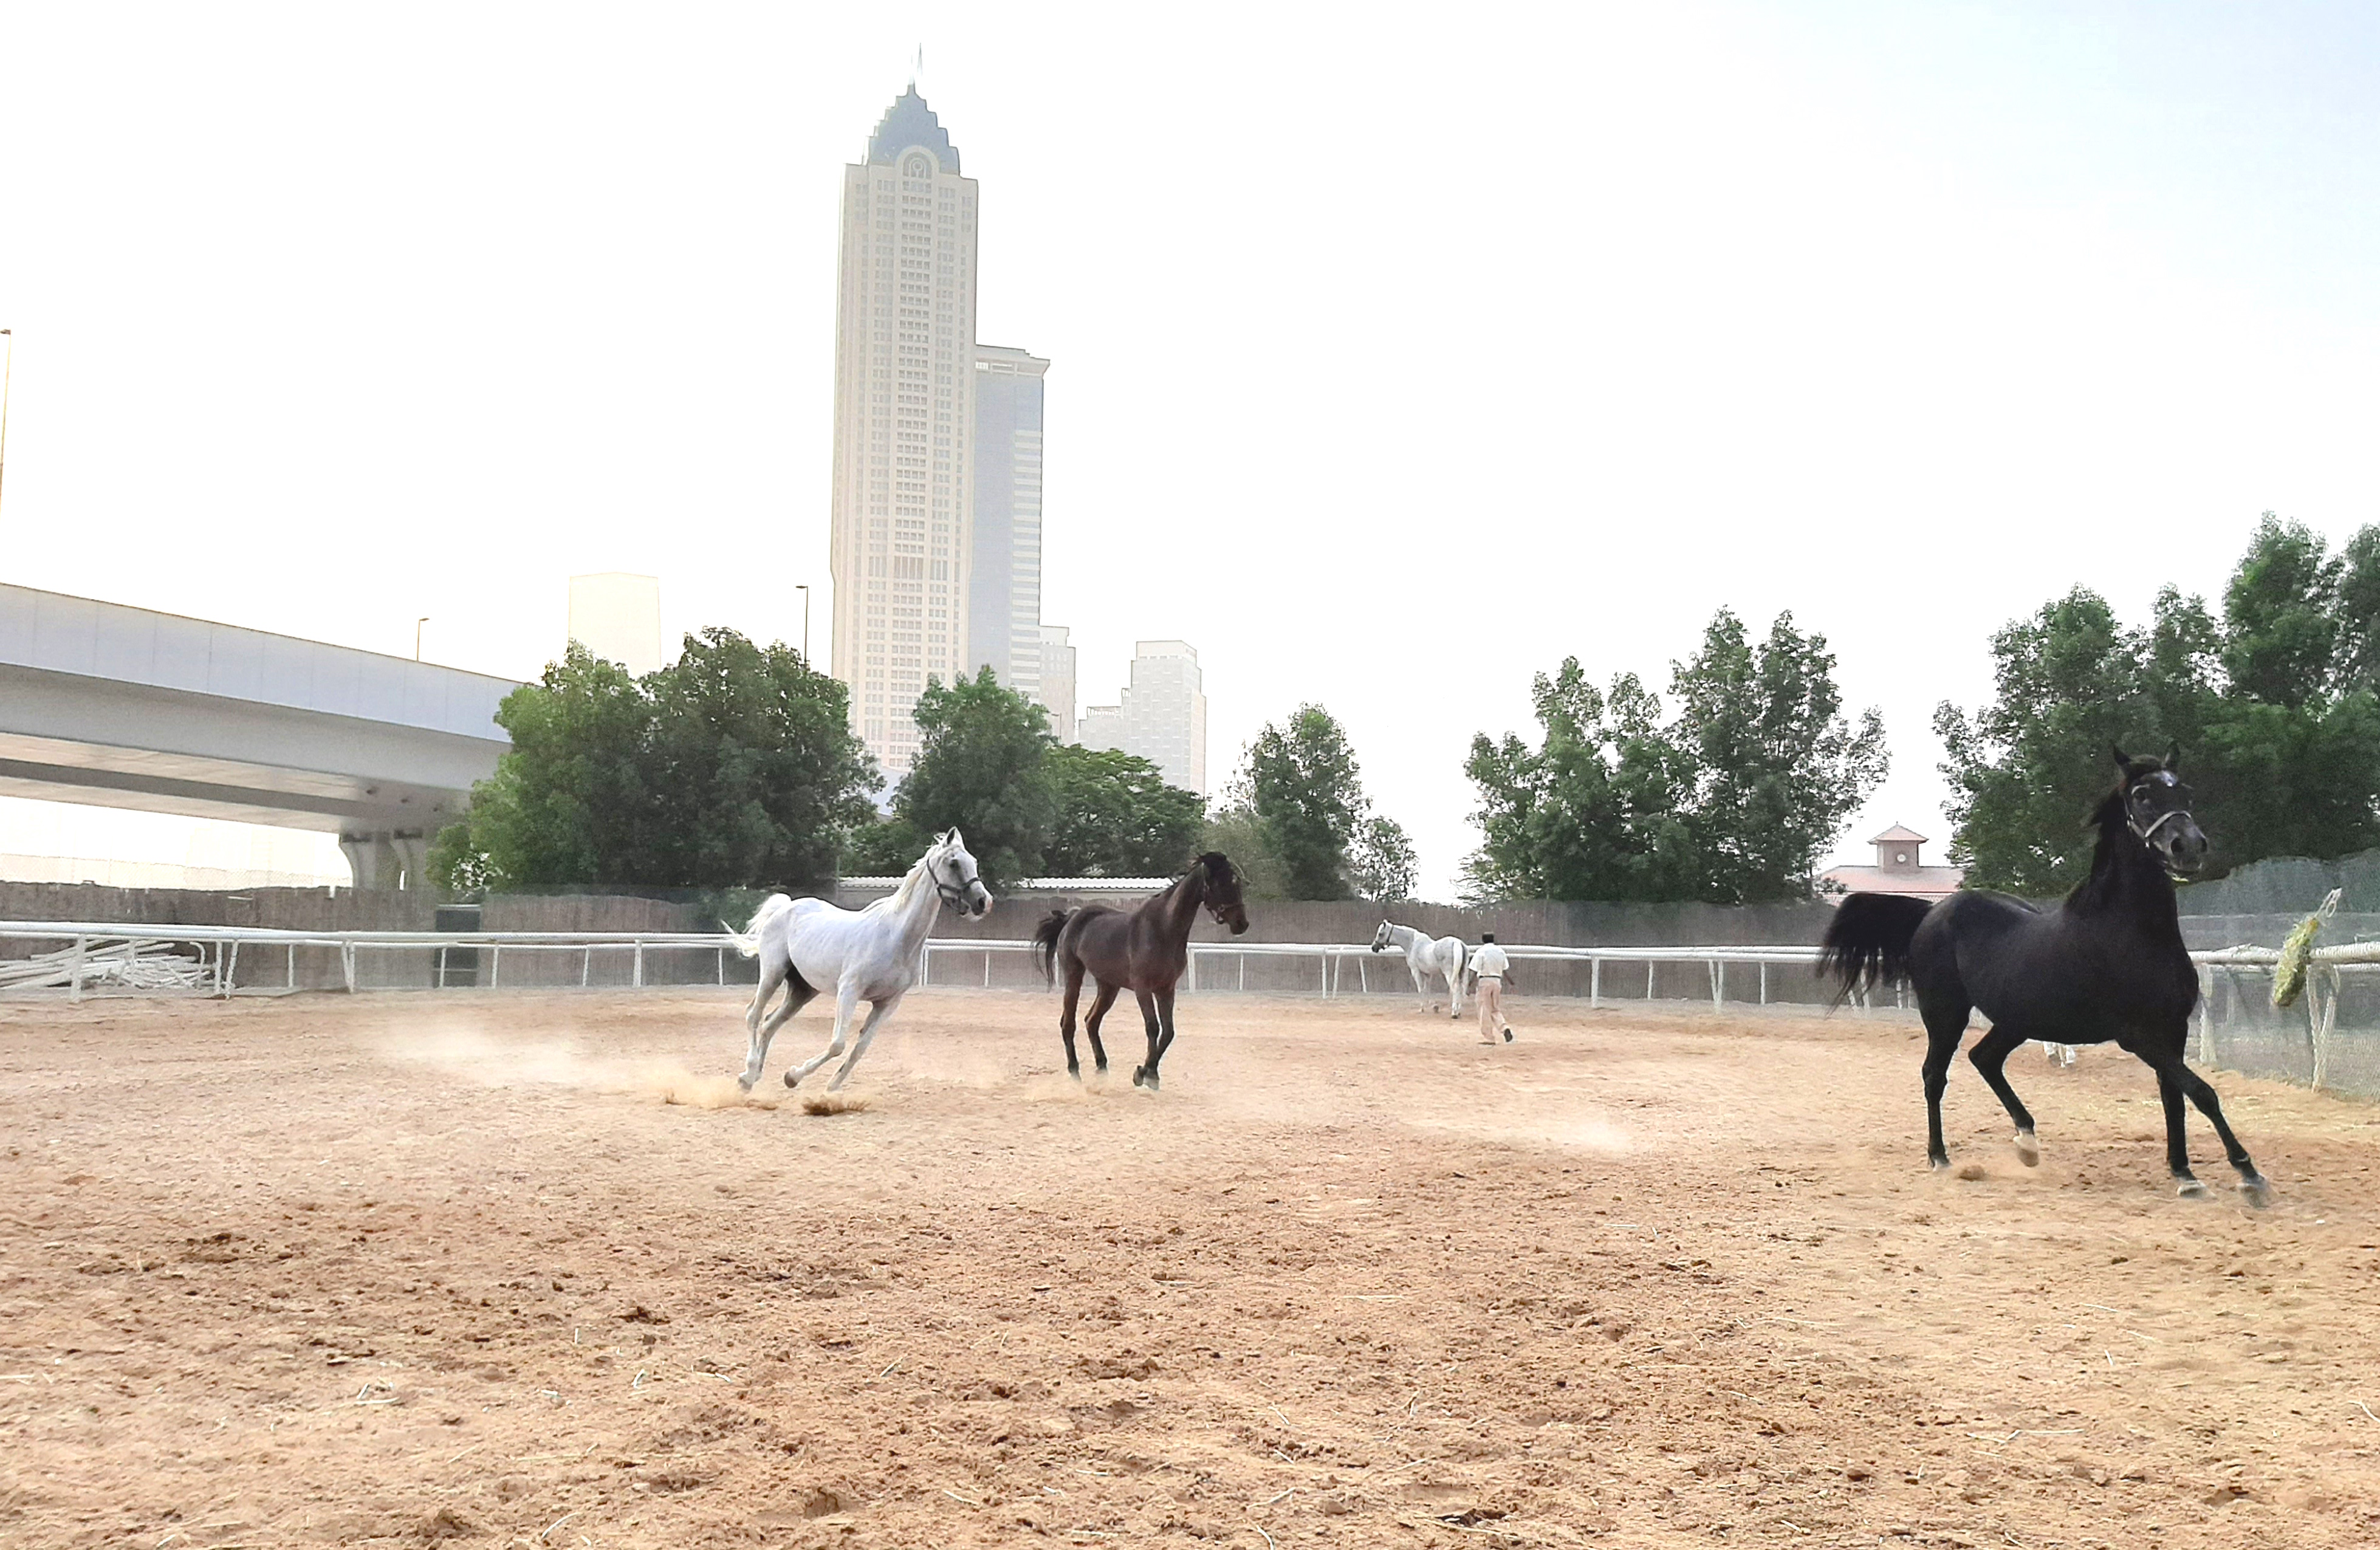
(1031, 852, 1250, 1090)
(1370, 920, 1467, 1017)
(727, 828, 991, 1092)
(1820, 746, 2271, 1205)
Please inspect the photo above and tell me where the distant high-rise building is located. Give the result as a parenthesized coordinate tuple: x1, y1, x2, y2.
(1038, 625, 1077, 742)
(828, 87, 979, 778)
(568, 573, 663, 676)
(1079, 701, 1124, 753)
(970, 346, 1047, 700)
(1120, 640, 1208, 795)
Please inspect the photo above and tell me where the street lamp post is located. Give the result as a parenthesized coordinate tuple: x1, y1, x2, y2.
(415, 617, 430, 661)
(795, 585, 811, 664)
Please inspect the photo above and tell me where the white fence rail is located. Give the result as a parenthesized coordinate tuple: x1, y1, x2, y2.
(0, 920, 2348, 1009)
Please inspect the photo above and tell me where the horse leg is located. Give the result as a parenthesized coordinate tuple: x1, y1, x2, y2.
(825, 993, 902, 1092)
(1410, 959, 1431, 1013)
(1446, 959, 1464, 1019)
(1966, 1024, 2042, 1166)
(1146, 985, 1180, 1086)
(1082, 980, 1120, 1075)
(2150, 1061, 2206, 1198)
(1059, 959, 1086, 1078)
(786, 979, 863, 1088)
(738, 952, 787, 1090)
(1916, 993, 1970, 1171)
(2171, 1059, 2271, 1206)
(1130, 989, 1162, 1090)
(742, 960, 818, 1091)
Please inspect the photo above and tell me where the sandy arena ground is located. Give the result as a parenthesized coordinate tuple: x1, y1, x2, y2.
(5, 986, 2380, 1549)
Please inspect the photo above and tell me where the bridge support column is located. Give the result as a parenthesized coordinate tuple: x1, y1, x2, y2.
(389, 829, 429, 891)
(339, 831, 402, 890)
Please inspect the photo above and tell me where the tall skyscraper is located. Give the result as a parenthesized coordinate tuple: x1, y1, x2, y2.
(969, 345, 1048, 701)
(1079, 642, 1209, 795)
(828, 87, 979, 778)
(1120, 640, 1209, 796)
(1038, 623, 1077, 742)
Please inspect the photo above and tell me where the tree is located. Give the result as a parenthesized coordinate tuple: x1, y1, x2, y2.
(1041, 744, 1205, 877)
(1347, 817, 1419, 903)
(1939, 515, 2380, 892)
(1233, 705, 1367, 899)
(886, 666, 1057, 886)
(1463, 609, 1885, 904)
(1667, 609, 1888, 904)
(431, 634, 876, 893)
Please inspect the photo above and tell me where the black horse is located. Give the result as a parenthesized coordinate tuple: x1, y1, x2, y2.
(1031, 852, 1250, 1091)
(1820, 746, 2270, 1204)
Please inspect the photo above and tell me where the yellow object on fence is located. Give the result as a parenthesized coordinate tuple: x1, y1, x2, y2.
(2272, 888, 2343, 1010)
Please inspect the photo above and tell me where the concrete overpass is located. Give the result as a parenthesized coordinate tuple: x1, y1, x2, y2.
(0, 583, 521, 888)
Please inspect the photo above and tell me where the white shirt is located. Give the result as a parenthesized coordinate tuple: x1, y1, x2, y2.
(1470, 942, 1510, 978)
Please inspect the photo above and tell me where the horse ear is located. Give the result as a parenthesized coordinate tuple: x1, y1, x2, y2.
(2110, 744, 2130, 772)
(2164, 741, 2182, 775)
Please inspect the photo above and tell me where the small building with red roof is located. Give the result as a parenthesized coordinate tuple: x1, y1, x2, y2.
(1820, 824, 1964, 902)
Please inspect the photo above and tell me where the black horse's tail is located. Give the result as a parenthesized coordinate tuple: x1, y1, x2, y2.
(1817, 893, 1931, 1005)
(1031, 908, 1074, 985)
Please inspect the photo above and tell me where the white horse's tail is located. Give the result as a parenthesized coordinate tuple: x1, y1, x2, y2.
(725, 893, 796, 958)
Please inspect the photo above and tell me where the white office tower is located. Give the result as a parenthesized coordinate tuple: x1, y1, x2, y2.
(567, 573, 664, 676)
(1038, 624, 1077, 742)
(1079, 702, 1124, 752)
(1120, 640, 1208, 795)
(970, 346, 1048, 702)
(828, 87, 979, 778)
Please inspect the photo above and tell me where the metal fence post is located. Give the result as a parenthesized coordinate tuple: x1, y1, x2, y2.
(633, 940, 644, 988)
(1758, 962, 1769, 1005)
(1590, 956, 1601, 1008)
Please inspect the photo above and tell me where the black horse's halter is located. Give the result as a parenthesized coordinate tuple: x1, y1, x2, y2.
(2125, 777, 2193, 848)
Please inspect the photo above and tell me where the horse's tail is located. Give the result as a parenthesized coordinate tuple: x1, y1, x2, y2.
(725, 893, 796, 959)
(1817, 892, 1931, 1005)
(1031, 908, 1074, 985)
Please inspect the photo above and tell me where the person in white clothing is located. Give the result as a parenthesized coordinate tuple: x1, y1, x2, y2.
(1467, 933, 1514, 1045)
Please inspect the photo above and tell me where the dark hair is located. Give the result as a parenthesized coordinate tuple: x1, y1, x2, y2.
(1480, 932, 1496, 943)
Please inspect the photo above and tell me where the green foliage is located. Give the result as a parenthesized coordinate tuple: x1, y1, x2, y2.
(1463, 609, 1885, 904)
(428, 634, 877, 893)
(1232, 706, 1367, 900)
(1041, 744, 1205, 877)
(1939, 516, 2380, 894)
(1348, 816, 1419, 903)
(888, 667, 1057, 886)
(840, 815, 929, 877)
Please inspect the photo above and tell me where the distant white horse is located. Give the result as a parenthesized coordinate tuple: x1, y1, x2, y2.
(728, 828, 992, 1092)
(1370, 920, 1468, 1017)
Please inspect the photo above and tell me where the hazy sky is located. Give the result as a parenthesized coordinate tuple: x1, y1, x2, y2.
(4, 2, 2378, 896)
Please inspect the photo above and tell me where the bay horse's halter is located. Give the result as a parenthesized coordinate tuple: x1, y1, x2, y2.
(1195, 859, 1239, 925)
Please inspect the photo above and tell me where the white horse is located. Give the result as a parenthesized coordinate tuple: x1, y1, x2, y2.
(1369, 920, 1468, 1017)
(728, 828, 991, 1092)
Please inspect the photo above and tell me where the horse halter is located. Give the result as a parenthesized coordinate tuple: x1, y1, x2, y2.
(925, 849, 976, 911)
(2124, 778, 2192, 848)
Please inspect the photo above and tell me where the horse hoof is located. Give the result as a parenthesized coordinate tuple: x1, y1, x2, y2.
(783, 1071, 800, 1089)
(1928, 1156, 1951, 1173)
(2176, 1178, 2210, 1199)
(2240, 1175, 2273, 1208)
(737, 1075, 755, 1093)
(2014, 1130, 2040, 1167)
